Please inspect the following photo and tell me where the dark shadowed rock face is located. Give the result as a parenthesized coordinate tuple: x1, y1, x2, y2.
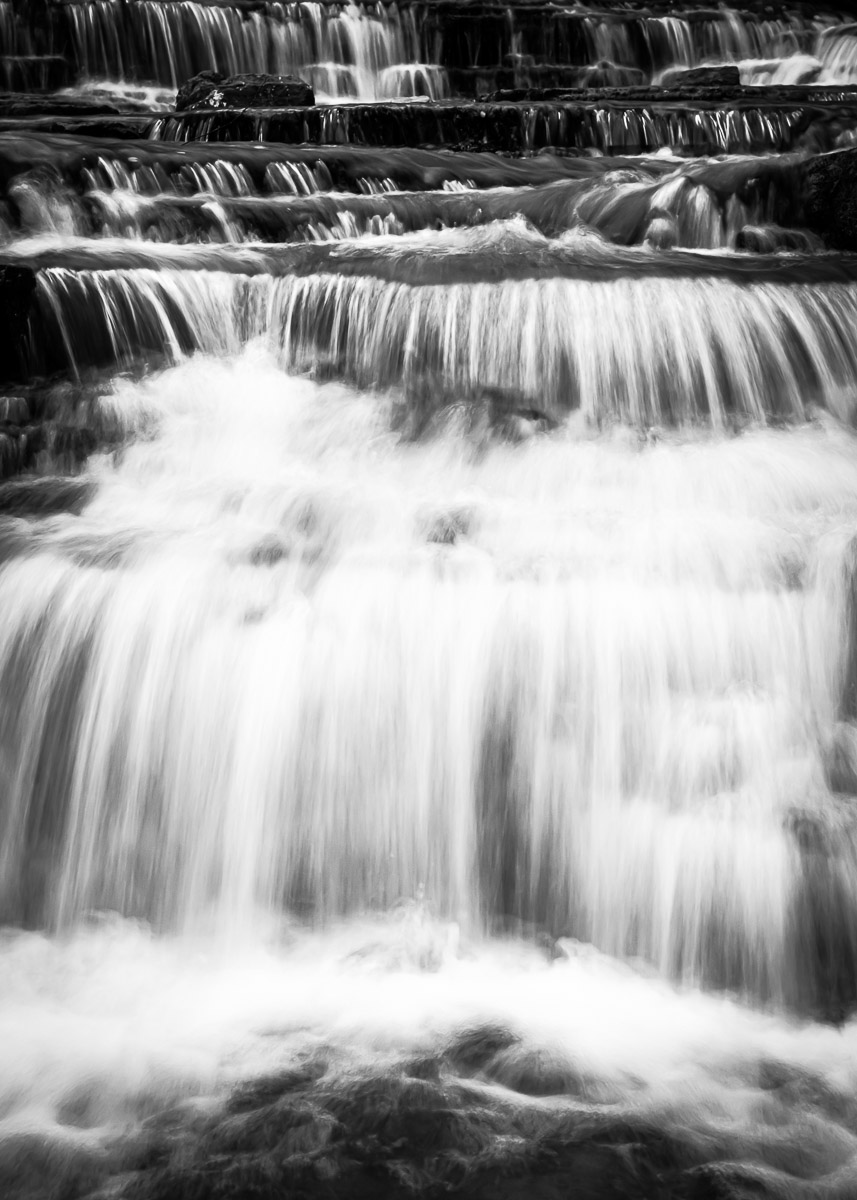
(175, 72, 315, 113)
(0, 265, 34, 384)
(802, 147, 857, 250)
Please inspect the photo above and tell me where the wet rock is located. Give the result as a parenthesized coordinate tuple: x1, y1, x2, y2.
(787, 808, 857, 1024)
(802, 147, 857, 251)
(0, 476, 94, 517)
(0, 429, 24, 477)
(0, 265, 35, 384)
(425, 507, 471, 545)
(659, 65, 741, 90)
(445, 1024, 520, 1073)
(0, 396, 29, 423)
(644, 215, 678, 250)
(248, 535, 290, 567)
(841, 536, 857, 720)
(175, 71, 314, 113)
(682, 1160, 779, 1200)
(51, 424, 99, 467)
(0, 55, 70, 92)
(0, 93, 120, 118)
(0, 1130, 106, 1200)
(735, 223, 823, 253)
(483, 1044, 584, 1097)
(211, 1098, 335, 1157)
(494, 410, 554, 442)
(228, 1064, 328, 1114)
(579, 60, 646, 89)
(823, 723, 857, 795)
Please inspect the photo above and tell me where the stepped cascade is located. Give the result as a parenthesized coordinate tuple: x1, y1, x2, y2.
(6, 2, 857, 1199)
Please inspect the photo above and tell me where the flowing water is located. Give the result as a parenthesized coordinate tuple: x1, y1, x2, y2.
(6, 4, 857, 1200)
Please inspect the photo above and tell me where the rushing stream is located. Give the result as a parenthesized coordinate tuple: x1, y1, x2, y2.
(5, 2, 857, 1199)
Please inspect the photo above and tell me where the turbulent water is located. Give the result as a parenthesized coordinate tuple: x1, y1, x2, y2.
(4, 348, 857, 1195)
(7, 2, 857, 1198)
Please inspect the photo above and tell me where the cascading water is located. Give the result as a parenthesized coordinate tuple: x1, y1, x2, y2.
(7, 3, 857, 1200)
(61, 0, 448, 99)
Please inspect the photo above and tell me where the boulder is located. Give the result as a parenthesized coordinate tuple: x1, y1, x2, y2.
(175, 71, 314, 113)
(659, 64, 741, 90)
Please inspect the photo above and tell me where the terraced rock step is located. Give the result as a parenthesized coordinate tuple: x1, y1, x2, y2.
(4, 0, 857, 98)
(0, 130, 685, 188)
(8, 232, 857, 431)
(15, 130, 857, 256)
(10, 235, 857, 281)
(146, 88, 857, 153)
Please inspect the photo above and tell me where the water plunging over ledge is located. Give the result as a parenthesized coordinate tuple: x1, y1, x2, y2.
(4, 3, 857, 1199)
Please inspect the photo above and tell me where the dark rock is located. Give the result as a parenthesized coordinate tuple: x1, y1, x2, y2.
(227, 1064, 328, 1114)
(248, 535, 290, 567)
(659, 65, 742, 90)
(445, 1024, 520, 1072)
(841, 536, 857, 718)
(175, 71, 314, 113)
(483, 1044, 583, 1097)
(0, 93, 120, 118)
(425, 507, 471, 545)
(0, 476, 94, 517)
(802, 147, 857, 250)
(0, 429, 24, 477)
(822, 723, 857, 794)
(0, 265, 35, 384)
(0, 55, 70, 92)
(152, 95, 825, 157)
(786, 807, 857, 1024)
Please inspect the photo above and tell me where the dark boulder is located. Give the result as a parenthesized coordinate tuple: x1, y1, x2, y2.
(802, 147, 857, 251)
(175, 71, 314, 112)
(659, 64, 741, 90)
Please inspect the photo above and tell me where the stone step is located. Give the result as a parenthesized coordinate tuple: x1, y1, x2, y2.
(2, 90, 855, 154)
(0, 130, 818, 251)
(148, 90, 857, 154)
(7, 234, 857, 286)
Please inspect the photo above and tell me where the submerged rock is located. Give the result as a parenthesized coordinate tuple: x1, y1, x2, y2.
(175, 71, 315, 113)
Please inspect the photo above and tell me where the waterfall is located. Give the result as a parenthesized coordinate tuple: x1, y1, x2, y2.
(2, 345, 857, 1018)
(23, 153, 788, 248)
(7, 0, 857, 1195)
(61, 0, 447, 99)
(33, 258, 857, 427)
(149, 103, 812, 154)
